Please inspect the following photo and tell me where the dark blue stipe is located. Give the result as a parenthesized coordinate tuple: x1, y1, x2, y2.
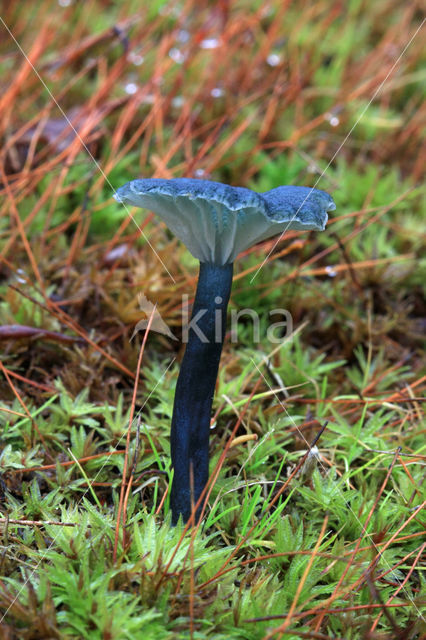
(170, 261, 234, 524)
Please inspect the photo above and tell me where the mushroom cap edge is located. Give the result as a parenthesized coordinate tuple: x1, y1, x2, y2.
(114, 178, 335, 264)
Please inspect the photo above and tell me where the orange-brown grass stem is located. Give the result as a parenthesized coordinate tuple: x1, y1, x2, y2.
(113, 306, 156, 562)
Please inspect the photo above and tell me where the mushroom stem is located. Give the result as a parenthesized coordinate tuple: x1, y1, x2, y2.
(170, 261, 233, 524)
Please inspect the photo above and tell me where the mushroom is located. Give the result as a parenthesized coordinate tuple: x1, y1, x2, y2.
(114, 178, 335, 524)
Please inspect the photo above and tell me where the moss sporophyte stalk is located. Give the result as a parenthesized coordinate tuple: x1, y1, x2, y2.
(114, 178, 335, 524)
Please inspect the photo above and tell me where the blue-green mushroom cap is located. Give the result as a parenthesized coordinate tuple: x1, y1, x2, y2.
(114, 178, 335, 265)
